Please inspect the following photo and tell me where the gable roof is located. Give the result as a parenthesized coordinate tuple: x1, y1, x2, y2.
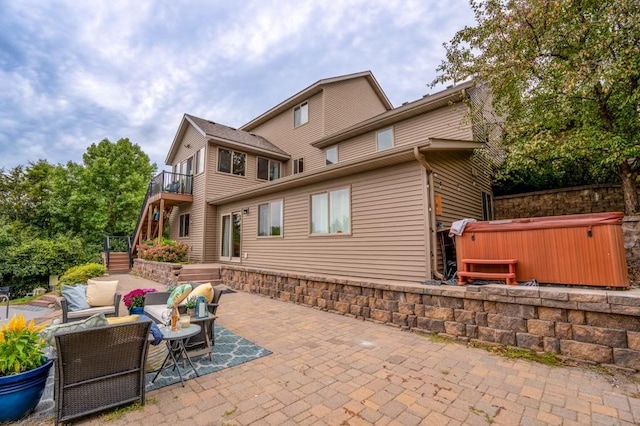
(311, 80, 476, 149)
(240, 71, 393, 131)
(165, 114, 290, 164)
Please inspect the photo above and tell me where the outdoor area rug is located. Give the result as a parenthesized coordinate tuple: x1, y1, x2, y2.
(21, 325, 271, 425)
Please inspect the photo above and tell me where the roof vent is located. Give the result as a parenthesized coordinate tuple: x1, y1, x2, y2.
(422, 94, 431, 98)
(402, 101, 409, 106)
(249, 133, 257, 136)
(446, 84, 454, 89)
(207, 120, 216, 125)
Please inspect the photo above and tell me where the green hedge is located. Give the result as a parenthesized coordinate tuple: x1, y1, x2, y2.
(58, 263, 107, 288)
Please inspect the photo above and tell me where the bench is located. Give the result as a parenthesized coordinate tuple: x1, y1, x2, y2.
(458, 259, 518, 286)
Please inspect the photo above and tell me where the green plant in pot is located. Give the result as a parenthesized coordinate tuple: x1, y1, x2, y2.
(0, 314, 53, 422)
(185, 295, 197, 316)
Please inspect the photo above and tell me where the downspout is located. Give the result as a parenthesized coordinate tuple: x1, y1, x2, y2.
(414, 146, 445, 280)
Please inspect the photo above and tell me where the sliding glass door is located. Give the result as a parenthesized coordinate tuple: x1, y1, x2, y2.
(221, 212, 241, 261)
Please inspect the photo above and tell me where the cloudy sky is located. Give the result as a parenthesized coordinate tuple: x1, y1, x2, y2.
(0, 0, 474, 171)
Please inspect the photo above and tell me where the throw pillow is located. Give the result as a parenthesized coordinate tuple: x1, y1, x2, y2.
(86, 279, 119, 307)
(166, 283, 192, 308)
(61, 285, 91, 311)
(182, 282, 213, 304)
(40, 313, 108, 346)
(106, 314, 139, 325)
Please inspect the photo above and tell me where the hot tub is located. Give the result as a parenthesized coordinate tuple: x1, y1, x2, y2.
(455, 212, 629, 287)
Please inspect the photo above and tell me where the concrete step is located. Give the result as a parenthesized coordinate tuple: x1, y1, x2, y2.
(29, 293, 61, 309)
(178, 278, 224, 286)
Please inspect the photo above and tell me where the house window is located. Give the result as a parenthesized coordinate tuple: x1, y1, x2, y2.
(181, 157, 193, 176)
(294, 101, 308, 127)
(257, 157, 281, 181)
(311, 188, 350, 234)
(258, 200, 283, 236)
(195, 147, 205, 174)
(325, 145, 338, 165)
(179, 213, 190, 238)
(217, 148, 246, 176)
(377, 128, 394, 151)
(293, 158, 304, 174)
(482, 191, 493, 220)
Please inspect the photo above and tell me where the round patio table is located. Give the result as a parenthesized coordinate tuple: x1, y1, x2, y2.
(151, 324, 201, 387)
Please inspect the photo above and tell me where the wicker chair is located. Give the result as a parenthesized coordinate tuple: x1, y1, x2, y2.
(53, 320, 151, 425)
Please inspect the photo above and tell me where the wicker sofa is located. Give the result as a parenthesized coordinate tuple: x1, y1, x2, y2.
(53, 320, 151, 425)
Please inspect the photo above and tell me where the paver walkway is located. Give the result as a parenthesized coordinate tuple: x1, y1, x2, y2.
(32, 274, 640, 425)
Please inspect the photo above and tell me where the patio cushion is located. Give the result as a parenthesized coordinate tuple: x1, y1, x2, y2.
(182, 282, 213, 304)
(40, 313, 108, 346)
(86, 279, 119, 307)
(106, 314, 139, 325)
(61, 285, 91, 311)
(167, 283, 192, 308)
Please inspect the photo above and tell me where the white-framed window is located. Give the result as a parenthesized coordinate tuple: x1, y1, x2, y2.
(195, 147, 205, 174)
(325, 145, 338, 165)
(376, 128, 394, 151)
(257, 157, 281, 181)
(482, 191, 493, 220)
(293, 158, 304, 174)
(294, 101, 308, 127)
(179, 213, 190, 238)
(181, 157, 193, 176)
(217, 148, 246, 176)
(311, 187, 350, 234)
(258, 200, 283, 237)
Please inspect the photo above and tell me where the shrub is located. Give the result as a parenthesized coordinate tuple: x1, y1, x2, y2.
(138, 241, 189, 263)
(58, 263, 106, 287)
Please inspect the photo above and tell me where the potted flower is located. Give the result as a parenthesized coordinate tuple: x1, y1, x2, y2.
(185, 295, 197, 316)
(123, 288, 158, 314)
(0, 314, 53, 422)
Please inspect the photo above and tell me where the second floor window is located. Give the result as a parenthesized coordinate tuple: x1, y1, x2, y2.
(377, 128, 394, 151)
(195, 147, 205, 174)
(181, 157, 193, 176)
(293, 158, 304, 174)
(325, 145, 338, 165)
(294, 101, 308, 127)
(218, 148, 246, 176)
(257, 157, 280, 181)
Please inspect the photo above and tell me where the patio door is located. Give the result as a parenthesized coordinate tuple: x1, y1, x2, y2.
(221, 212, 242, 262)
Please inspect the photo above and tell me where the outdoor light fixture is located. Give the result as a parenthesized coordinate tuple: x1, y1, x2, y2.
(243, 208, 249, 214)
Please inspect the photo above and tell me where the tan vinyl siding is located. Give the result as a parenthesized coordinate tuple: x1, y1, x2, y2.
(430, 151, 492, 227)
(336, 103, 473, 164)
(249, 92, 326, 175)
(203, 204, 217, 262)
(323, 77, 388, 136)
(217, 161, 429, 282)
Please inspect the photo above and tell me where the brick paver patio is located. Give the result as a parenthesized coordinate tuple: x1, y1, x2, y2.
(59, 274, 640, 425)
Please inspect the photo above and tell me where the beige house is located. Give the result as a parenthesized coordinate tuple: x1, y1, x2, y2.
(134, 71, 493, 283)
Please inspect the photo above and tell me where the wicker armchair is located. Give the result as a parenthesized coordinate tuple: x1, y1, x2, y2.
(53, 320, 151, 425)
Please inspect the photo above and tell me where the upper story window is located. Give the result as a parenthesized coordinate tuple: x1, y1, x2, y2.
(294, 101, 308, 127)
(217, 148, 246, 176)
(258, 200, 283, 237)
(257, 157, 280, 181)
(325, 145, 338, 165)
(181, 157, 193, 176)
(311, 187, 350, 234)
(293, 158, 304, 174)
(195, 147, 205, 175)
(377, 128, 394, 151)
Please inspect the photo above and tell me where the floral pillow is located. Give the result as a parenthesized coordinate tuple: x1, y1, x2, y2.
(166, 283, 192, 308)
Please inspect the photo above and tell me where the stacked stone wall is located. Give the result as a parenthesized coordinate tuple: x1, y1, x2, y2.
(132, 259, 182, 285)
(221, 266, 640, 371)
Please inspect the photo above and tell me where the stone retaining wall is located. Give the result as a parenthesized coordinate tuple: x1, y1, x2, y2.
(132, 259, 182, 285)
(221, 266, 640, 371)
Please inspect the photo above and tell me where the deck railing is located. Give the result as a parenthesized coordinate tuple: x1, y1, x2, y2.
(150, 171, 193, 198)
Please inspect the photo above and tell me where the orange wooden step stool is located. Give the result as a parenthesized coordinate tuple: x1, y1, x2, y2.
(458, 259, 518, 286)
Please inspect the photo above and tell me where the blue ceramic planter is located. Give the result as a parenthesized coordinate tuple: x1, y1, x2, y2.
(129, 306, 145, 315)
(0, 358, 53, 422)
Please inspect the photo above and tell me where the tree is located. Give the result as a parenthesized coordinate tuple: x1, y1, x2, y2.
(433, 0, 640, 213)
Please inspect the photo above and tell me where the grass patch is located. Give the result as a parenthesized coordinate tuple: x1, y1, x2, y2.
(469, 341, 561, 366)
(421, 332, 458, 345)
(223, 407, 237, 417)
(100, 397, 157, 422)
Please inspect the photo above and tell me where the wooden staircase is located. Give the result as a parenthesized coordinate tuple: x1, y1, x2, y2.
(177, 264, 222, 285)
(106, 252, 131, 273)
